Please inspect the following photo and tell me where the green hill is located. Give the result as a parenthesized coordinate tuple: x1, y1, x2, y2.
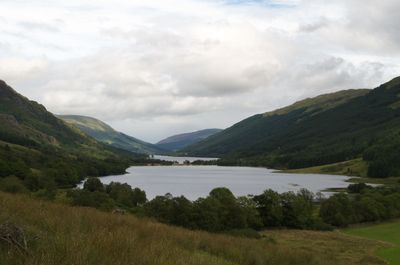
(184, 77, 400, 175)
(0, 80, 146, 190)
(59, 115, 165, 155)
(156, 129, 222, 151)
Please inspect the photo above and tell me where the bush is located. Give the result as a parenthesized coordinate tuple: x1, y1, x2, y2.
(0, 176, 28, 194)
(68, 190, 114, 211)
(320, 186, 400, 227)
(347, 183, 371, 193)
(83, 177, 104, 192)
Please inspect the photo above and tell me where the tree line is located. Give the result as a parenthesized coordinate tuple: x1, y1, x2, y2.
(65, 178, 400, 233)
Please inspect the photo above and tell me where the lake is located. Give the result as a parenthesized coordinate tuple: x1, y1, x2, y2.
(96, 157, 352, 200)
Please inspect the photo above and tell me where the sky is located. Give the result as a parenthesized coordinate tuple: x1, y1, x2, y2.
(1, 0, 399, 143)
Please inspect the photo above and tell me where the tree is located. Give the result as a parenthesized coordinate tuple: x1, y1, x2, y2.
(193, 197, 222, 231)
(106, 182, 135, 207)
(170, 196, 195, 228)
(320, 193, 353, 227)
(253, 189, 283, 227)
(68, 190, 114, 210)
(132, 187, 147, 207)
(237, 196, 263, 229)
(144, 194, 174, 223)
(208, 187, 247, 230)
(280, 189, 314, 228)
(83, 177, 104, 192)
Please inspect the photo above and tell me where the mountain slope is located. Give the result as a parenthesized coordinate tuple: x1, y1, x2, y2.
(156, 129, 222, 151)
(0, 80, 89, 147)
(0, 80, 144, 188)
(184, 77, 400, 170)
(59, 115, 165, 154)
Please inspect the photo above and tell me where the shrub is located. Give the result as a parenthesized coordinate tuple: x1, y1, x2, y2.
(83, 177, 104, 192)
(0, 176, 28, 194)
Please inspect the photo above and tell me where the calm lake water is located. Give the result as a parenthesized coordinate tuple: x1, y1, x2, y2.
(97, 156, 351, 200)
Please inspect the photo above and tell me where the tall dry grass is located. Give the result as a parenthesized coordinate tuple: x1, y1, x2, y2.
(0, 192, 376, 265)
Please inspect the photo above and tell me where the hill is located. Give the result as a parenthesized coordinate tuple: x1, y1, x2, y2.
(59, 115, 165, 155)
(156, 129, 222, 151)
(0, 80, 146, 189)
(184, 77, 400, 174)
(0, 192, 386, 265)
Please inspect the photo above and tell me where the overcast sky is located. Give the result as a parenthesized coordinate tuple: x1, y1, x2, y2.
(1, 0, 399, 143)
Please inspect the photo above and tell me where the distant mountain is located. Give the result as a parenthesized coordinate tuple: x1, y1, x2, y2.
(59, 115, 165, 155)
(156, 129, 223, 151)
(184, 76, 400, 170)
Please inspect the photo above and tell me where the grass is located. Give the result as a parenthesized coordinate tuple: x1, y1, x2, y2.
(281, 158, 368, 177)
(264, 230, 386, 265)
(0, 192, 387, 265)
(343, 220, 400, 265)
(281, 159, 400, 186)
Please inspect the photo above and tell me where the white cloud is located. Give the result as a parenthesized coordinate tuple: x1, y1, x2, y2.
(0, 0, 399, 142)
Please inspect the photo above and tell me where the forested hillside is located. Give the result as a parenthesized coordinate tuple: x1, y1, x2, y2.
(0, 80, 148, 193)
(185, 77, 400, 177)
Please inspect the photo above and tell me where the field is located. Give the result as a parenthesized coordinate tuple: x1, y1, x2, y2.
(344, 221, 400, 265)
(281, 159, 400, 186)
(281, 159, 368, 177)
(0, 192, 387, 265)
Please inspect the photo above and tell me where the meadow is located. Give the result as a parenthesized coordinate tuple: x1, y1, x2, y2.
(0, 192, 387, 265)
(344, 220, 400, 265)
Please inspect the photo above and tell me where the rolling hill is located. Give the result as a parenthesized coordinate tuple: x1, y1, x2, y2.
(0, 80, 145, 188)
(156, 128, 222, 151)
(184, 76, 400, 172)
(59, 115, 165, 155)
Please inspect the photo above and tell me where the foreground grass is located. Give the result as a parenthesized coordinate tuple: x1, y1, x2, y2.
(344, 220, 400, 265)
(0, 192, 319, 265)
(0, 192, 387, 265)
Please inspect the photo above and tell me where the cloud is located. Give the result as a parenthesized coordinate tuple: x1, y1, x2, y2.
(18, 21, 60, 32)
(0, 0, 399, 142)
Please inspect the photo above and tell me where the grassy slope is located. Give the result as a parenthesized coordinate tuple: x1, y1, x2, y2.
(344, 220, 400, 265)
(281, 158, 368, 177)
(60, 115, 164, 155)
(281, 159, 400, 185)
(0, 192, 387, 265)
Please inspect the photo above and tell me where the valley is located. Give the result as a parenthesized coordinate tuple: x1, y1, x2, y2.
(1, 78, 400, 265)
(2, 1, 400, 264)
